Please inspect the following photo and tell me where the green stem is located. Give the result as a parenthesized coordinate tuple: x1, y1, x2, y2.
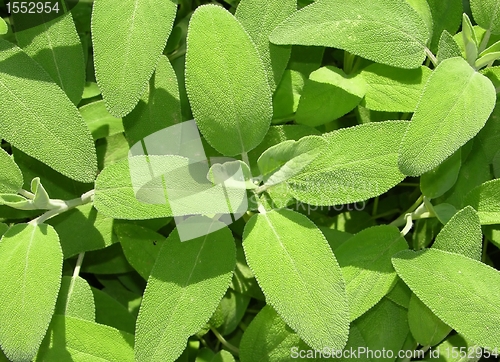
(73, 252, 85, 278)
(482, 237, 489, 263)
(372, 196, 379, 216)
(210, 327, 239, 356)
(390, 195, 424, 227)
(29, 189, 94, 225)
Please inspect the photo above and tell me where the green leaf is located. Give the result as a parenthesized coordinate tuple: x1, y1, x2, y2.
(433, 206, 482, 260)
(235, 0, 295, 92)
(408, 294, 451, 347)
(0, 193, 35, 210)
(288, 121, 408, 205)
(479, 39, 500, 57)
(94, 156, 173, 220)
(0, 39, 97, 183)
(426, 0, 463, 52)
(0, 18, 7, 35)
(405, 0, 433, 37)
(96, 133, 130, 169)
(79, 100, 124, 141)
(353, 297, 410, 362)
(123, 55, 182, 146)
(31, 177, 51, 209)
(420, 149, 461, 199)
(239, 305, 314, 362)
(269, 0, 429, 69)
(398, 57, 496, 176)
(115, 223, 166, 280)
(360, 64, 431, 112)
(91, 0, 177, 116)
(0, 148, 22, 194)
(36, 315, 135, 361)
(475, 51, 500, 69)
(91, 287, 136, 334)
(392, 248, 500, 349)
(209, 289, 250, 336)
(288, 45, 324, 77)
(295, 66, 366, 126)
(437, 30, 462, 63)
(81, 243, 134, 275)
(258, 135, 326, 186)
(470, 0, 500, 34)
(47, 203, 115, 258)
(464, 179, 500, 224)
(335, 225, 408, 321)
(247, 124, 320, 176)
(462, 13, 479, 66)
(207, 160, 256, 190)
(0, 223, 7, 238)
(272, 70, 306, 121)
(0, 223, 63, 361)
(243, 209, 349, 350)
(185, 5, 272, 156)
(14, 10, 85, 105)
(386, 277, 412, 308)
(54, 276, 95, 321)
(82, 81, 101, 99)
(135, 217, 235, 362)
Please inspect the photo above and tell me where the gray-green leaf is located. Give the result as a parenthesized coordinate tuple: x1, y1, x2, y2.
(91, 0, 177, 116)
(470, 0, 500, 34)
(398, 57, 496, 176)
(464, 179, 500, 224)
(0, 39, 97, 183)
(235, 0, 295, 92)
(295, 66, 365, 126)
(269, 0, 429, 69)
(335, 225, 408, 321)
(0, 148, 22, 194)
(392, 248, 500, 349)
(288, 121, 408, 205)
(360, 64, 431, 112)
(243, 209, 349, 350)
(135, 217, 235, 362)
(0, 223, 63, 361)
(185, 5, 272, 156)
(14, 10, 85, 105)
(36, 315, 134, 361)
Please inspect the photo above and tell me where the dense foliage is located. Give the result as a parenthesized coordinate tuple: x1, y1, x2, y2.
(0, 0, 500, 361)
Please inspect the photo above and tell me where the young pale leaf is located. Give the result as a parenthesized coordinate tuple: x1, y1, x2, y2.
(420, 149, 461, 199)
(123, 55, 182, 146)
(91, 0, 177, 116)
(235, 0, 295, 92)
(392, 249, 500, 350)
(258, 136, 326, 186)
(437, 30, 462, 63)
(295, 66, 366, 126)
(239, 305, 315, 362)
(408, 294, 451, 347)
(0, 148, 22, 194)
(54, 276, 95, 321)
(135, 217, 235, 362)
(14, 11, 85, 105)
(115, 223, 167, 280)
(94, 156, 173, 220)
(464, 179, 500, 225)
(470, 0, 500, 34)
(288, 121, 408, 206)
(398, 57, 496, 176)
(269, 0, 429, 69)
(462, 13, 479, 66)
(243, 209, 349, 351)
(247, 125, 320, 176)
(207, 160, 256, 190)
(79, 100, 124, 141)
(360, 64, 431, 112)
(0, 223, 63, 362)
(185, 5, 272, 156)
(334, 225, 408, 321)
(36, 315, 134, 361)
(0, 39, 97, 183)
(426, 0, 463, 52)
